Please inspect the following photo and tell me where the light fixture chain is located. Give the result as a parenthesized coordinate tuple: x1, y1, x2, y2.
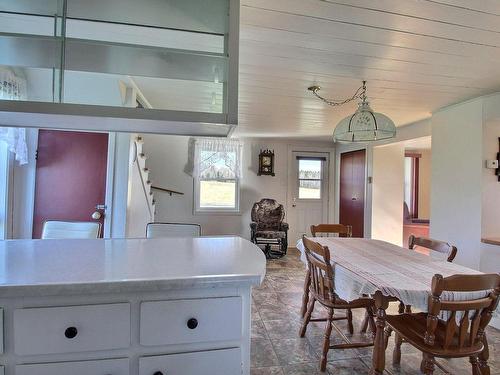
(309, 84, 365, 107)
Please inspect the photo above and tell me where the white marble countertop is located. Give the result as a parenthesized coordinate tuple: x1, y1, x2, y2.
(0, 236, 266, 297)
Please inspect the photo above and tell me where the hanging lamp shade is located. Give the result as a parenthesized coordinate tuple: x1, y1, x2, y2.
(308, 81, 397, 143)
(333, 101, 396, 143)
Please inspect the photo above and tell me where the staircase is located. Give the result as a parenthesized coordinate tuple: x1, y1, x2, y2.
(132, 135, 155, 221)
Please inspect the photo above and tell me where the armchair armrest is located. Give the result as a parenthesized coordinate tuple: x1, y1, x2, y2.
(250, 222, 258, 231)
(280, 222, 289, 231)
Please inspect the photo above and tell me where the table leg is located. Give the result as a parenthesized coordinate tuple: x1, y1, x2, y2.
(370, 291, 390, 375)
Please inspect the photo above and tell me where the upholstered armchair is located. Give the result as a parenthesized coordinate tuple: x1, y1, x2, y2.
(250, 198, 289, 258)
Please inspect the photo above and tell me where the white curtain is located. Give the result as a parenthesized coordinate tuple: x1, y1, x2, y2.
(193, 138, 243, 179)
(0, 67, 28, 165)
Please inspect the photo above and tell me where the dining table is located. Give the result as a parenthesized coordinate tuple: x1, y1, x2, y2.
(296, 237, 493, 375)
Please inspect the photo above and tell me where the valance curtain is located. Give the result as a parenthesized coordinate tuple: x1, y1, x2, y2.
(0, 67, 28, 165)
(193, 138, 243, 179)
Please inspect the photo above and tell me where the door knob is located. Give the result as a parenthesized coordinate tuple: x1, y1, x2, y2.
(91, 211, 102, 220)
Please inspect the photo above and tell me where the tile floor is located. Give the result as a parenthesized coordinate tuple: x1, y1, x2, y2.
(250, 248, 500, 375)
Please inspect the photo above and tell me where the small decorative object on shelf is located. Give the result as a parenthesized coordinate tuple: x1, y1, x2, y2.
(258, 149, 275, 176)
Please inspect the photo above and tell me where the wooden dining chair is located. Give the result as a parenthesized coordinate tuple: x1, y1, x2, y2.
(41, 220, 101, 239)
(409, 235, 458, 263)
(386, 273, 500, 374)
(310, 224, 353, 238)
(301, 224, 352, 318)
(299, 236, 374, 372)
(146, 222, 201, 238)
(389, 236, 460, 361)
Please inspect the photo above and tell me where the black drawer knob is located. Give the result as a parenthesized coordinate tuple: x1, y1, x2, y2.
(64, 326, 78, 339)
(187, 318, 198, 329)
(153, 372, 164, 375)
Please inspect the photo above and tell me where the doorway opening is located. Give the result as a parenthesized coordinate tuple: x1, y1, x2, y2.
(403, 137, 431, 247)
(32, 130, 109, 238)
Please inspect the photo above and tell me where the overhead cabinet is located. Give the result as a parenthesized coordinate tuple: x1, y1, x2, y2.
(0, 0, 239, 136)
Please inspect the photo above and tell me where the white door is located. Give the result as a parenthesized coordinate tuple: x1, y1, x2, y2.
(287, 152, 329, 245)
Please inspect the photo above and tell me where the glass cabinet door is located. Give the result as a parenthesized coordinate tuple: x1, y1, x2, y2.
(0, 0, 239, 135)
(0, 0, 64, 102)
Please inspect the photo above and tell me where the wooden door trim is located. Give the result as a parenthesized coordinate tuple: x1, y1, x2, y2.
(103, 133, 116, 238)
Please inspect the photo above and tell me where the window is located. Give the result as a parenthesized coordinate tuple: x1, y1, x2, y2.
(194, 138, 242, 213)
(297, 158, 323, 199)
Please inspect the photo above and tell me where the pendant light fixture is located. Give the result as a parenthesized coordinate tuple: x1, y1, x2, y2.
(308, 81, 396, 143)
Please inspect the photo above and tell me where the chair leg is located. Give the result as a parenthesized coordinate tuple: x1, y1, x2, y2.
(398, 301, 405, 314)
(478, 333, 491, 375)
(320, 307, 334, 372)
(392, 332, 403, 365)
(300, 269, 311, 318)
(360, 309, 369, 334)
(299, 297, 315, 337)
(420, 353, 435, 375)
(347, 308, 354, 334)
(367, 306, 377, 339)
(470, 356, 482, 375)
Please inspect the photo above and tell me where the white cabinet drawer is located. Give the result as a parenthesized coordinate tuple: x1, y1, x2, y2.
(140, 297, 242, 346)
(14, 303, 130, 355)
(16, 358, 129, 375)
(139, 348, 241, 375)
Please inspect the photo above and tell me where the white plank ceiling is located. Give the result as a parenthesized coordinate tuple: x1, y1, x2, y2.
(235, 0, 500, 138)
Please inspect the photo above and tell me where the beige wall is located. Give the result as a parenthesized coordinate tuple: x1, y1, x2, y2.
(371, 143, 405, 246)
(481, 121, 500, 238)
(430, 99, 483, 270)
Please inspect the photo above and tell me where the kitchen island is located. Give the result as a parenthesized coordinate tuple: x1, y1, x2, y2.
(0, 236, 266, 375)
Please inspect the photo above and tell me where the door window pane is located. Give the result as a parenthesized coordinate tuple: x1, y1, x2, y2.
(298, 159, 322, 199)
(299, 180, 321, 199)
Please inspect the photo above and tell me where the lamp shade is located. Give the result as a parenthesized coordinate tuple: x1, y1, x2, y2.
(333, 102, 396, 143)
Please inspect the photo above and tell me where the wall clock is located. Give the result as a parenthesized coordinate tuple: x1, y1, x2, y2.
(258, 149, 275, 176)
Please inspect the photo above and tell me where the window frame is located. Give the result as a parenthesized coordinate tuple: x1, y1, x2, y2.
(194, 176, 240, 215)
(193, 142, 241, 215)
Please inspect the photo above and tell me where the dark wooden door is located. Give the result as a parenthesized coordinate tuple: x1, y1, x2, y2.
(32, 130, 108, 238)
(339, 149, 365, 237)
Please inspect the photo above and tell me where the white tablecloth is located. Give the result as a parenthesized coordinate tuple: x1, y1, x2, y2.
(297, 238, 492, 314)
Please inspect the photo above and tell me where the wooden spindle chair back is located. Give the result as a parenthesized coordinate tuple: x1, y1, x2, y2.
(302, 236, 336, 304)
(425, 273, 500, 352)
(409, 235, 457, 262)
(301, 236, 375, 371)
(311, 224, 352, 238)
